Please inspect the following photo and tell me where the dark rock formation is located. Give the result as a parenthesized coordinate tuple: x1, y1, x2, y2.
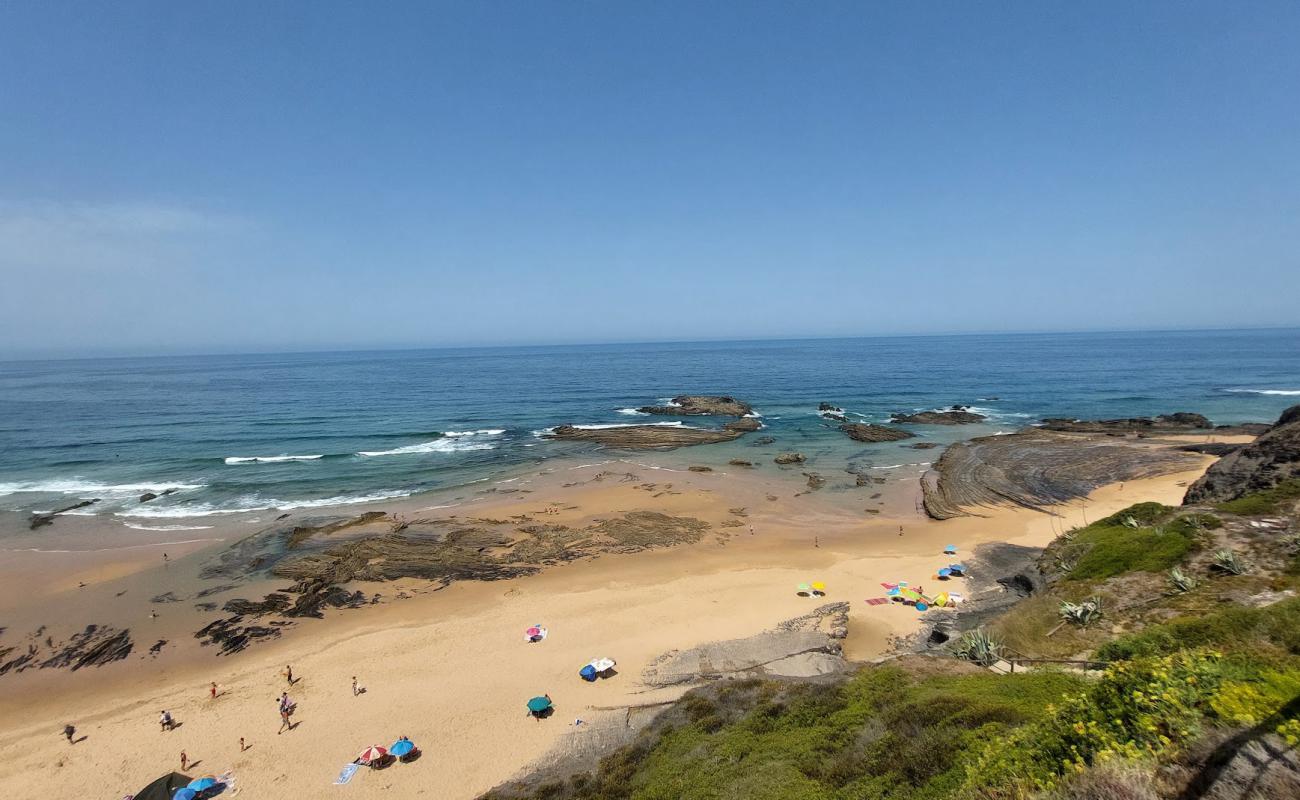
(908, 442, 940, 450)
(688, 465, 713, 473)
(194, 615, 286, 655)
(29, 499, 98, 530)
(138, 489, 175, 504)
(1041, 412, 1212, 433)
(774, 452, 806, 465)
(0, 625, 135, 675)
(818, 402, 842, 412)
(723, 417, 762, 432)
(546, 424, 743, 450)
(222, 594, 292, 616)
(920, 430, 1203, 519)
(891, 410, 987, 425)
(728, 459, 754, 467)
(1184, 406, 1300, 505)
(803, 473, 826, 491)
(1178, 442, 1243, 456)
(636, 395, 753, 417)
(752, 436, 776, 446)
(839, 423, 914, 442)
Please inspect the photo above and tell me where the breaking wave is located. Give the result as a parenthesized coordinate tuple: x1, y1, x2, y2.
(224, 454, 324, 464)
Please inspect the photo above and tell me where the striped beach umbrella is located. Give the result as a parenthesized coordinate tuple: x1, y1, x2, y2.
(357, 745, 388, 765)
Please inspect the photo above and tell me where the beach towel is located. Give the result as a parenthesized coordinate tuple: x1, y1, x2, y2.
(335, 764, 359, 785)
(865, 597, 890, 606)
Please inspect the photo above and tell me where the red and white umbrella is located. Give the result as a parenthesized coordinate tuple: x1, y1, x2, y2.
(357, 745, 388, 765)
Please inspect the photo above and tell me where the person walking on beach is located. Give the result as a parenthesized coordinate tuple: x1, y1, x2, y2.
(159, 710, 174, 732)
(278, 707, 292, 734)
(209, 681, 218, 700)
(63, 724, 76, 744)
(239, 736, 246, 752)
(180, 750, 188, 771)
(283, 664, 293, 685)
(351, 676, 361, 696)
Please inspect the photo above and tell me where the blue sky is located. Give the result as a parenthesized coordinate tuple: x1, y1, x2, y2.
(1, 2, 1298, 358)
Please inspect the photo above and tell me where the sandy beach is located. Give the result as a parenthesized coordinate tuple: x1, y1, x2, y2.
(0, 452, 1212, 799)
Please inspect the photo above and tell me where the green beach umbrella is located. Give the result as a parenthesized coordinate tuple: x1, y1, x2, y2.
(527, 696, 552, 713)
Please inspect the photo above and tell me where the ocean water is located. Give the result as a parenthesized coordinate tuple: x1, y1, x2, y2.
(1, 329, 1298, 521)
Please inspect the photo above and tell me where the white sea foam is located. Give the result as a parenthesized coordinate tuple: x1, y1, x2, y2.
(224, 454, 323, 464)
(358, 430, 502, 457)
(116, 489, 413, 518)
(616, 408, 648, 415)
(0, 479, 204, 498)
(1224, 388, 1300, 396)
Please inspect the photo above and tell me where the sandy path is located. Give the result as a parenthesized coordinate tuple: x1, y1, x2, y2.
(0, 462, 1207, 799)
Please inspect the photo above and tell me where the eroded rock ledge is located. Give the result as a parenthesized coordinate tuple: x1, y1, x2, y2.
(891, 409, 986, 425)
(546, 424, 743, 449)
(920, 429, 1203, 519)
(1184, 405, 1300, 504)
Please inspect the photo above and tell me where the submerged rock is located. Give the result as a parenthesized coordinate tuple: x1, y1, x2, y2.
(891, 410, 986, 425)
(839, 423, 914, 442)
(1040, 412, 1212, 433)
(774, 452, 806, 465)
(636, 395, 753, 417)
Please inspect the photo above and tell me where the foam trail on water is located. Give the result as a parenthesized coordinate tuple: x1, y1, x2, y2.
(1223, 388, 1300, 396)
(224, 454, 323, 464)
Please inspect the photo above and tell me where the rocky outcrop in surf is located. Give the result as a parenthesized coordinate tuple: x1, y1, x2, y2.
(546, 424, 743, 449)
(724, 417, 763, 432)
(774, 452, 806, 465)
(1184, 405, 1300, 504)
(920, 430, 1203, 519)
(891, 409, 987, 425)
(1040, 412, 1212, 433)
(839, 423, 914, 442)
(28, 499, 98, 530)
(636, 395, 753, 417)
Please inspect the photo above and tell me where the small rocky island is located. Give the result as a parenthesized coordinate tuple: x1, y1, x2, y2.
(1039, 412, 1212, 433)
(891, 408, 987, 425)
(637, 395, 753, 417)
(546, 424, 744, 450)
(838, 423, 914, 442)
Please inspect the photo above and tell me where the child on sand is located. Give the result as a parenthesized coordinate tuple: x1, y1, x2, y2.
(180, 750, 188, 771)
(210, 681, 218, 699)
(63, 724, 75, 744)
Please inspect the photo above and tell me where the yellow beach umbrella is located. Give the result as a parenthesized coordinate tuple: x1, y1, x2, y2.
(810, 581, 826, 593)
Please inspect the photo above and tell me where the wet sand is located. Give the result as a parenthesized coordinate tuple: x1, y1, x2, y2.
(0, 453, 1212, 799)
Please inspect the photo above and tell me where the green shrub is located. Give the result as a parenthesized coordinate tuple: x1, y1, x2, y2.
(1214, 478, 1300, 516)
(1062, 523, 1197, 580)
(1095, 596, 1300, 661)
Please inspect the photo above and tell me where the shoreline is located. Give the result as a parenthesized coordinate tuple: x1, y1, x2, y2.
(0, 444, 1214, 799)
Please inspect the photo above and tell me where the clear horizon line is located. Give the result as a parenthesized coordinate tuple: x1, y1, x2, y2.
(3, 322, 1298, 365)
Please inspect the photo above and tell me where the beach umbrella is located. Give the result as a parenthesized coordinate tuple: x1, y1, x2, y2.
(796, 582, 812, 595)
(915, 602, 929, 612)
(810, 581, 826, 593)
(937, 568, 952, 579)
(187, 776, 217, 792)
(357, 745, 388, 765)
(527, 696, 553, 713)
(579, 664, 598, 682)
(172, 789, 197, 800)
(389, 739, 416, 758)
(948, 564, 966, 575)
(524, 625, 547, 642)
(944, 545, 957, 554)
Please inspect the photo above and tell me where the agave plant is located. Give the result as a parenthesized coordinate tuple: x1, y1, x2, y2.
(953, 628, 1003, 667)
(1059, 596, 1103, 627)
(1168, 566, 1199, 593)
(1121, 515, 1141, 529)
(1212, 549, 1249, 576)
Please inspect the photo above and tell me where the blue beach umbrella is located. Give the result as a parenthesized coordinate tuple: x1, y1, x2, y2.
(390, 739, 416, 757)
(187, 776, 218, 792)
(173, 789, 197, 800)
(527, 696, 553, 713)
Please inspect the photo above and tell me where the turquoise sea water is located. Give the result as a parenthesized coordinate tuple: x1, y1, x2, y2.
(1, 329, 1298, 521)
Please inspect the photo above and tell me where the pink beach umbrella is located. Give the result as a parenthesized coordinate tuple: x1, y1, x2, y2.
(357, 745, 388, 765)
